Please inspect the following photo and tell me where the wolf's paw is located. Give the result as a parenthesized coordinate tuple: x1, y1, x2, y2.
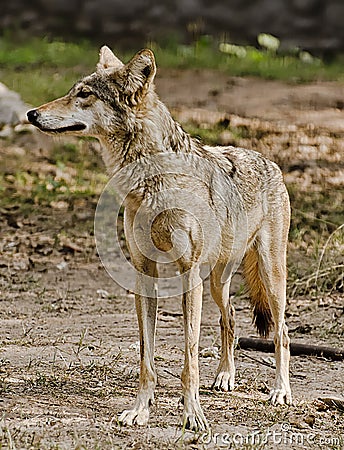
(269, 388, 292, 406)
(211, 370, 235, 392)
(181, 401, 209, 432)
(118, 407, 150, 426)
(182, 411, 209, 432)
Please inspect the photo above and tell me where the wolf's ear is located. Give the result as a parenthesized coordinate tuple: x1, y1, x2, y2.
(97, 46, 124, 72)
(122, 49, 156, 100)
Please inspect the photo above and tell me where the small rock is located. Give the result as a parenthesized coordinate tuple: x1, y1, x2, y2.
(56, 261, 68, 270)
(12, 254, 30, 271)
(128, 341, 140, 352)
(96, 289, 109, 298)
(50, 200, 69, 210)
(0, 82, 29, 127)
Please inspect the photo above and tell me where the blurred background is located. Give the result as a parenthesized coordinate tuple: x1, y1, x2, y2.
(2, 0, 344, 104)
(1, 0, 344, 54)
(1, 0, 344, 105)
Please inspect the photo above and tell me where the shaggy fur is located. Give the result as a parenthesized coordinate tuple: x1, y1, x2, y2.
(27, 46, 292, 431)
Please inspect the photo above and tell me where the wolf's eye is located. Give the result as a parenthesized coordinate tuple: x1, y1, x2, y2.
(77, 90, 92, 98)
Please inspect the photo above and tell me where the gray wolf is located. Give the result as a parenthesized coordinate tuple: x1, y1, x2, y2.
(27, 46, 292, 431)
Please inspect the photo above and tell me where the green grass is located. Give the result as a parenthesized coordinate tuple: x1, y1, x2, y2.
(0, 37, 98, 104)
(1, 34, 344, 105)
(152, 37, 344, 82)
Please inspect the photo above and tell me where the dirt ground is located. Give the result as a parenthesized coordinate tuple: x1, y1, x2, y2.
(0, 71, 343, 449)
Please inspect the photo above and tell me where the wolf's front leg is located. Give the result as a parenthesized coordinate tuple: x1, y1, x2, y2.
(210, 263, 235, 392)
(180, 266, 209, 431)
(119, 270, 158, 426)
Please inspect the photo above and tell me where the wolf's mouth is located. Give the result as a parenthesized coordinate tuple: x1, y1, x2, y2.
(39, 123, 87, 133)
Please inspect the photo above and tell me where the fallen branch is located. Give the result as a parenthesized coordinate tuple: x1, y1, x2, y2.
(318, 397, 344, 412)
(237, 337, 344, 361)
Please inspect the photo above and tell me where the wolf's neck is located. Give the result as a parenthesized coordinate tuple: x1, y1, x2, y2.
(99, 96, 201, 173)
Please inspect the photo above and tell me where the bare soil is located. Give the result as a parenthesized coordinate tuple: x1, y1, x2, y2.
(0, 71, 343, 449)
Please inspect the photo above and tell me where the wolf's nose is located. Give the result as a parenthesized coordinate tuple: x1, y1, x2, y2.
(27, 109, 39, 124)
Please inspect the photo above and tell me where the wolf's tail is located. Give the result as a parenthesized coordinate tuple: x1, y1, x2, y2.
(243, 245, 273, 337)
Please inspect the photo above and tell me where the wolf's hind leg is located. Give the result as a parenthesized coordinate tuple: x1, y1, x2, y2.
(210, 262, 235, 392)
(255, 214, 292, 405)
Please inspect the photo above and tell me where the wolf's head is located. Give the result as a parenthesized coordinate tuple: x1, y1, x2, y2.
(27, 47, 157, 137)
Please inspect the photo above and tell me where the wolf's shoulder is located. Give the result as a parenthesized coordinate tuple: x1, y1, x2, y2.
(203, 144, 282, 179)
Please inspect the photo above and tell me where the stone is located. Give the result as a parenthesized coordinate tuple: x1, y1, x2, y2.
(0, 82, 29, 128)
